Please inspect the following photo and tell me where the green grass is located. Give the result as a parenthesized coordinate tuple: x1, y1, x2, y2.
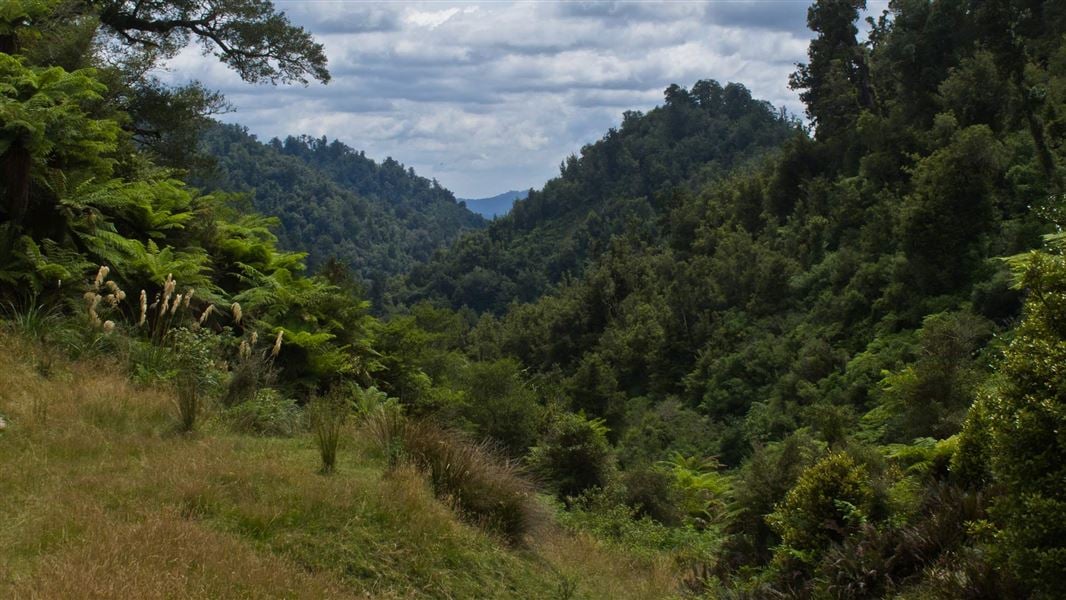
(0, 332, 678, 599)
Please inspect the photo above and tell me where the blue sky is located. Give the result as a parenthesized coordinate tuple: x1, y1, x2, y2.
(162, 1, 887, 198)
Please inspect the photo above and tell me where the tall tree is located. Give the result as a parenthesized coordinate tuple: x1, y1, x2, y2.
(790, 0, 875, 141)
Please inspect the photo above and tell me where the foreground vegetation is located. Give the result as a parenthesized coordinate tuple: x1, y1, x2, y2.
(0, 331, 676, 599)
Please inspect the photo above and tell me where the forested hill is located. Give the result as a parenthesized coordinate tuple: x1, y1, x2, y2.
(386, 0, 1064, 594)
(403, 81, 797, 312)
(193, 124, 485, 285)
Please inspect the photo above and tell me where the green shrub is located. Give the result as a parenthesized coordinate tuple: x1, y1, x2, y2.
(351, 384, 401, 420)
(529, 412, 615, 502)
(952, 394, 994, 488)
(721, 432, 822, 569)
(225, 388, 300, 436)
(767, 452, 875, 567)
(560, 485, 718, 563)
(128, 338, 177, 385)
(620, 465, 682, 525)
(458, 358, 543, 456)
(169, 327, 222, 433)
(812, 483, 995, 599)
(659, 453, 732, 528)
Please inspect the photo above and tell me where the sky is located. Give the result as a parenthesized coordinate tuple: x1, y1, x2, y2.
(161, 1, 885, 198)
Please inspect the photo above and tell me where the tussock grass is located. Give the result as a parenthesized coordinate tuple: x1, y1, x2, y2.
(10, 507, 348, 599)
(0, 332, 678, 599)
(362, 407, 548, 544)
(400, 419, 547, 544)
(308, 391, 347, 473)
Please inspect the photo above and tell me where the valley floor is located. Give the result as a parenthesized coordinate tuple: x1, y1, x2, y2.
(0, 334, 675, 599)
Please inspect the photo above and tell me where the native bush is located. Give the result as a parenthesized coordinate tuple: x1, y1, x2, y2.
(768, 452, 875, 568)
(529, 412, 615, 502)
(169, 327, 222, 432)
(225, 388, 300, 436)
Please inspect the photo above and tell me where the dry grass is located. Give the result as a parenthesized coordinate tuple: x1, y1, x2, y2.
(0, 332, 681, 599)
(392, 418, 546, 544)
(533, 529, 680, 600)
(10, 508, 347, 599)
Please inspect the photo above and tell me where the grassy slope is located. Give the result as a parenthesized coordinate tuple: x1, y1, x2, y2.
(0, 335, 674, 599)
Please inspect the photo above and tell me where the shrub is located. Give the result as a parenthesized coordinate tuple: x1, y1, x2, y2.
(529, 412, 615, 502)
(984, 241, 1066, 598)
(620, 465, 682, 525)
(169, 327, 221, 433)
(659, 453, 732, 528)
(458, 358, 543, 456)
(225, 388, 300, 436)
(308, 391, 348, 473)
(812, 483, 994, 599)
(128, 338, 177, 385)
(351, 384, 401, 421)
(767, 452, 875, 568)
(560, 485, 718, 564)
(721, 433, 822, 569)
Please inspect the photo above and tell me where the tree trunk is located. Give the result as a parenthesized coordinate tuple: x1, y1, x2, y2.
(0, 33, 17, 54)
(2, 143, 32, 223)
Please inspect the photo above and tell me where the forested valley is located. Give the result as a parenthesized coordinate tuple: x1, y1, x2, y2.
(2, 0, 1065, 598)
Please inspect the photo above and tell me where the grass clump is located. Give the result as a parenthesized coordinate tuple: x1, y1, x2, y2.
(365, 409, 545, 544)
(309, 390, 348, 473)
(222, 346, 275, 407)
(2, 296, 64, 342)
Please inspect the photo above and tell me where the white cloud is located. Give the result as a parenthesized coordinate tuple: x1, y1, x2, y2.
(161, 1, 819, 197)
(404, 7, 462, 29)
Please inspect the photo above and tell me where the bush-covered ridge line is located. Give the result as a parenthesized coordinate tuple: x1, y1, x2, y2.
(192, 124, 486, 294)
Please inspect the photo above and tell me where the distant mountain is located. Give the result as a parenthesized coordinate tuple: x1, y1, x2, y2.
(459, 190, 529, 218)
(192, 124, 485, 294)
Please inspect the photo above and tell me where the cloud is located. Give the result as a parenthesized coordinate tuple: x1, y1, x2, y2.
(161, 2, 817, 197)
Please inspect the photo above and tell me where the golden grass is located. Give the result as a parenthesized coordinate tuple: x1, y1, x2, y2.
(0, 333, 681, 599)
(11, 508, 348, 599)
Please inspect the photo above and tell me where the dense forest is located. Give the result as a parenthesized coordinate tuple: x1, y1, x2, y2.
(2, 0, 1066, 598)
(404, 82, 798, 312)
(194, 125, 484, 288)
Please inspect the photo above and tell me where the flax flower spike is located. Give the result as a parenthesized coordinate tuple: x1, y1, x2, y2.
(93, 265, 109, 289)
(271, 330, 284, 357)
